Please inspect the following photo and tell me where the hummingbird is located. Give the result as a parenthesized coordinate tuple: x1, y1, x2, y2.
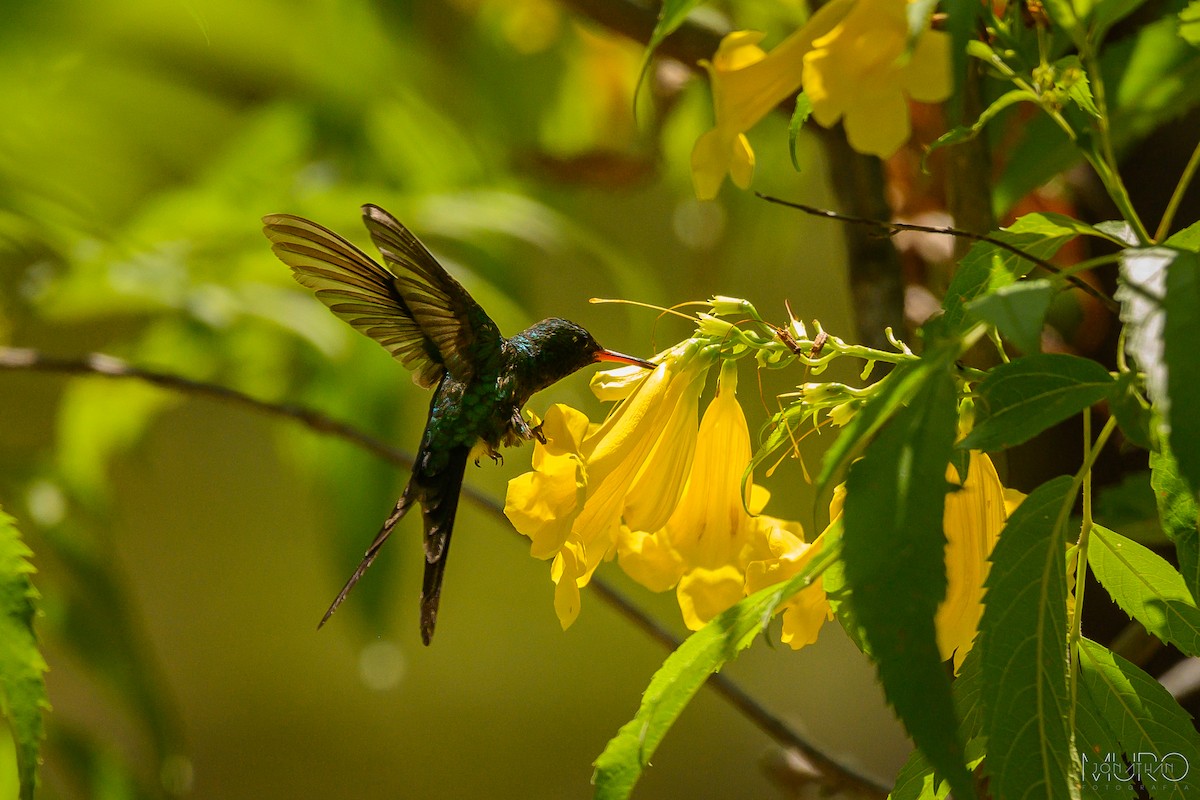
(262, 204, 654, 644)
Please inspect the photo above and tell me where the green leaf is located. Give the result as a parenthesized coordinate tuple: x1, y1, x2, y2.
(1109, 372, 1154, 451)
(842, 370, 976, 799)
(1089, 0, 1150, 41)
(816, 342, 958, 496)
(1076, 637, 1200, 798)
(0, 508, 49, 800)
(591, 537, 841, 800)
(1043, 0, 1083, 41)
(1056, 56, 1100, 118)
(924, 89, 1037, 165)
(965, 279, 1054, 355)
(960, 354, 1115, 451)
(633, 0, 708, 101)
(891, 736, 987, 800)
(788, 92, 813, 172)
(1089, 525, 1200, 656)
(1123, 247, 1200, 494)
(942, 212, 1112, 333)
(1164, 248, 1200, 493)
(1151, 443, 1200, 600)
(979, 476, 1077, 798)
(1181, 0, 1200, 47)
(1165, 219, 1200, 250)
(996, 20, 1200, 214)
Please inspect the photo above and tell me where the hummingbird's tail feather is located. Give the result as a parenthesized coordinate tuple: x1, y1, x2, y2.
(418, 446, 471, 646)
(318, 486, 416, 629)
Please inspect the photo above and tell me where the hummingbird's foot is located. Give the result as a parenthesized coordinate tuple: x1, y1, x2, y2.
(531, 422, 547, 445)
(489, 450, 504, 466)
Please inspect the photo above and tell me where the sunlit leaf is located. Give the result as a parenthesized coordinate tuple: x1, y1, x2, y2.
(1151, 443, 1200, 600)
(965, 279, 1054, 355)
(1163, 248, 1200, 493)
(979, 475, 1076, 799)
(1181, 0, 1200, 46)
(0, 508, 48, 800)
(960, 353, 1115, 451)
(943, 212, 1114, 334)
(591, 537, 842, 800)
(996, 20, 1200, 213)
(817, 341, 958, 496)
(1076, 637, 1200, 798)
(1089, 525, 1200, 656)
(842, 370, 975, 799)
(788, 93, 813, 172)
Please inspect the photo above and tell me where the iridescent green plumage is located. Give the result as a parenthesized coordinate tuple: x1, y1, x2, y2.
(263, 205, 652, 644)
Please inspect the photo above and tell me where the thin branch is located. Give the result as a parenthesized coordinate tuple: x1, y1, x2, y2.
(756, 192, 1121, 314)
(0, 345, 889, 798)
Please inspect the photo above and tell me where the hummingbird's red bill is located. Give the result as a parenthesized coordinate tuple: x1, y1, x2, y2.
(595, 349, 656, 369)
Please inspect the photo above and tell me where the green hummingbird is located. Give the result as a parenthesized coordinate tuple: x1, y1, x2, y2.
(262, 204, 653, 644)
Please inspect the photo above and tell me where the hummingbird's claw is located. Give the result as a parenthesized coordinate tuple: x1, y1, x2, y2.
(532, 423, 547, 445)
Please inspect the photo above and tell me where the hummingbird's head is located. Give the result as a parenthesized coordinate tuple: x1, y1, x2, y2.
(514, 318, 655, 392)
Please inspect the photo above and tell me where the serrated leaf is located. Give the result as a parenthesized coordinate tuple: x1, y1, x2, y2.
(1118, 246, 1169, 415)
(842, 370, 976, 799)
(788, 92, 813, 172)
(1151, 443, 1200, 600)
(943, 213, 1110, 333)
(979, 475, 1076, 799)
(816, 342, 958, 496)
(1088, 525, 1200, 656)
(966, 279, 1054, 355)
(995, 21, 1200, 214)
(891, 736, 987, 800)
(0, 508, 49, 800)
(1163, 249, 1200, 493)
(591, 538, 841, 800)
(1055, 56, 1100, 118)
(960, 354, 1115, 451)
(1076, 637, 1200, 798)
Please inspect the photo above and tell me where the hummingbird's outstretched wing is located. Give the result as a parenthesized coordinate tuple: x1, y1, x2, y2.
(262, 214, 445, 388)
(361, 204, 503, 383)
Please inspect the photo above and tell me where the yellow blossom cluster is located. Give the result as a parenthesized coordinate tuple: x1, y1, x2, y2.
(505, 320, 1017, 666)
(691, 0, 953, 199)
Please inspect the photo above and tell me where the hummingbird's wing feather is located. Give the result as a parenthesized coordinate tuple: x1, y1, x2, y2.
(417, 445, 470, 645)
(263, 214, 445, 388)
(361, 204, 503, 383)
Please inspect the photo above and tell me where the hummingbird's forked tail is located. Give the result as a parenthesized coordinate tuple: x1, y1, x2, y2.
(418, 446, 470, 645)
(318, 487, 416, 629)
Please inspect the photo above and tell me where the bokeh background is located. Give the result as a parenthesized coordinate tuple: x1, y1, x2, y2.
(0, 1, 916, 797)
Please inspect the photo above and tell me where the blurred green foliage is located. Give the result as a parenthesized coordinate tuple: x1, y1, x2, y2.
(0, 1, 865, 798)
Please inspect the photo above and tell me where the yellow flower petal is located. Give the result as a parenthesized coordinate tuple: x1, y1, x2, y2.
(799, 0, 950, 158)
(617, 527, 685, 592)
(504, 451, 585, 559)
(936, 451, 1007, 672)
(842, 89, 911, 158)
(551, 546, 584, 629)
(677, 565, 746, 630)
(901, 29, 953, 103)
(744, 531, 832, 650)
